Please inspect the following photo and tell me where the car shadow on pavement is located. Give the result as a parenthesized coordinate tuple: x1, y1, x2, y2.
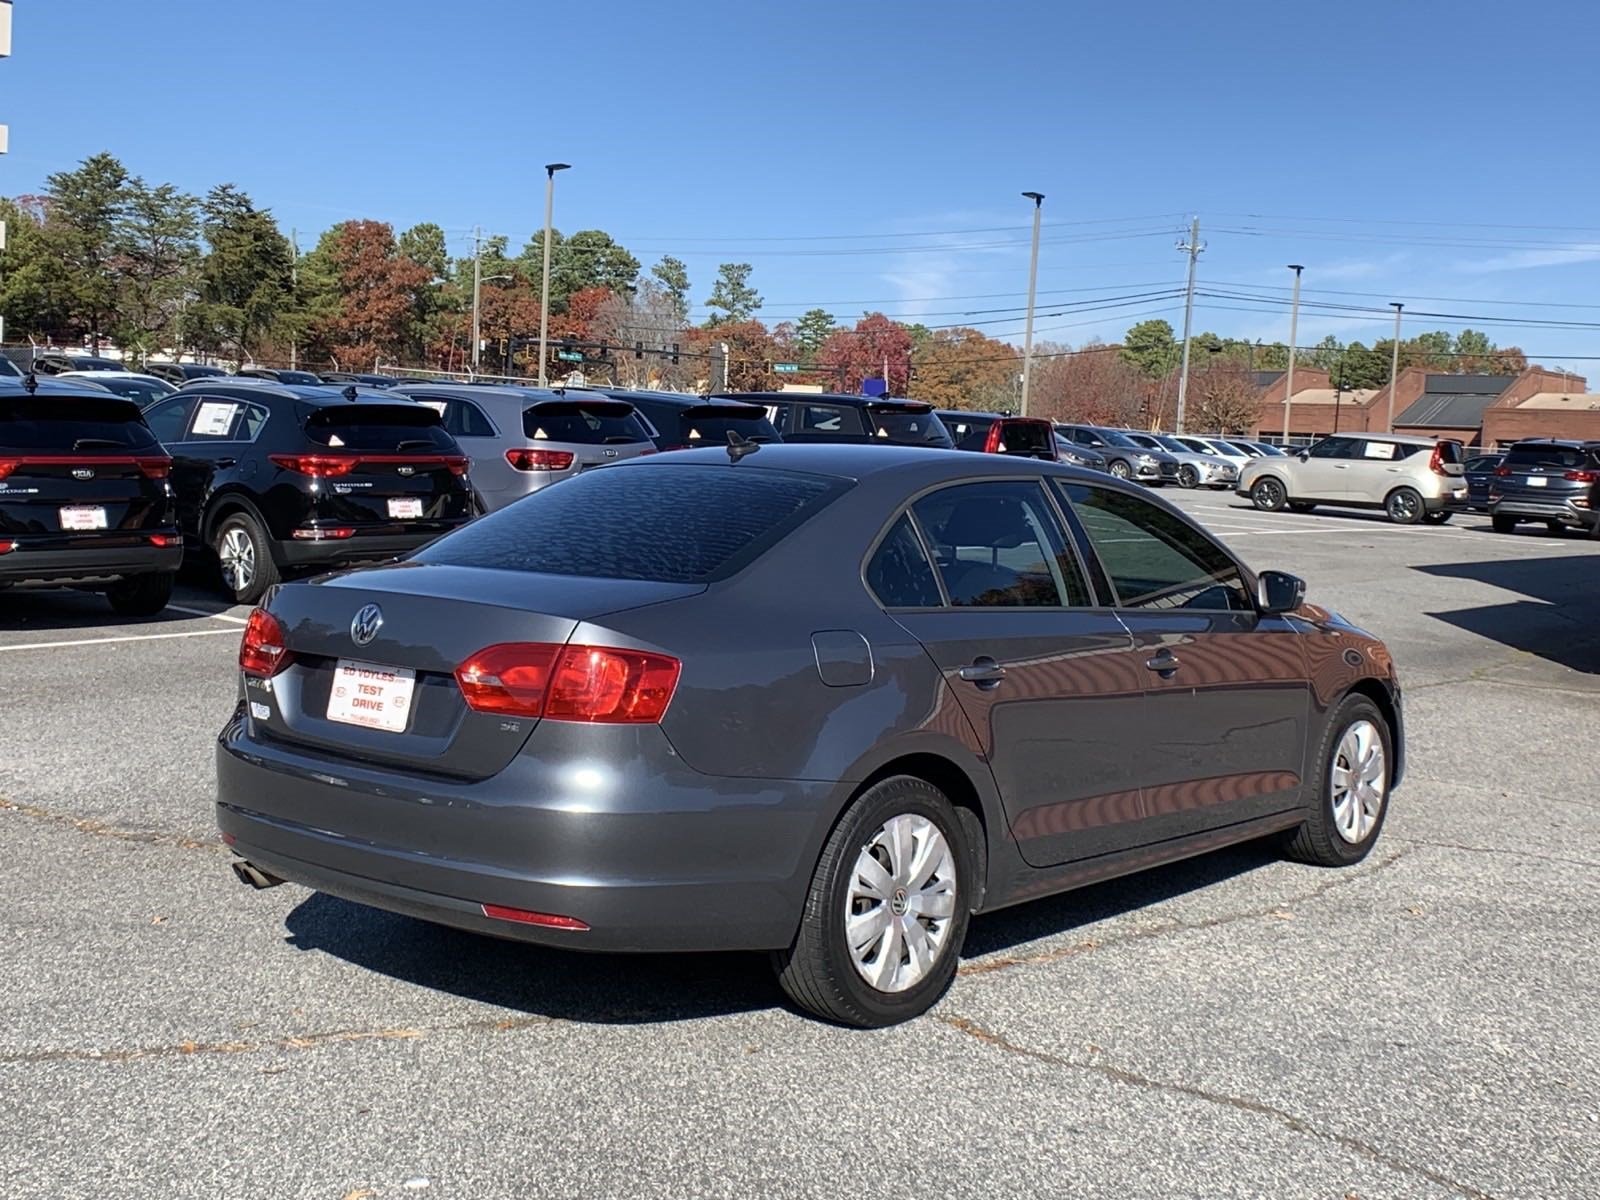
(1415, 554, 1600, 675)
(0, 587, 200, 632)
(282, 841, 1281, 1024)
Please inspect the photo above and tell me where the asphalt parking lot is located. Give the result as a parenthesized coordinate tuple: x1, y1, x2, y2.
(2, 494, 1597, 1200)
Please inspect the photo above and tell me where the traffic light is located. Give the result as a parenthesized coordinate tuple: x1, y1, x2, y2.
(635, 341, 643, 359)
(671, 342, 680, 365)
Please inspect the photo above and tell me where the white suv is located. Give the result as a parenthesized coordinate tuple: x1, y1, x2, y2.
(1238, 433, 1468, 524)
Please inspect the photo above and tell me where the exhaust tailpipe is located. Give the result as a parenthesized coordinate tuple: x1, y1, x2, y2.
(230, 859, 286, 890)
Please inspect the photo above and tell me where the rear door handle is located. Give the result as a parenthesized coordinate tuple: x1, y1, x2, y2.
(958, 659, 1007, 688)
(1145, 649, 1181, 676)
(212, 457, 237, 468)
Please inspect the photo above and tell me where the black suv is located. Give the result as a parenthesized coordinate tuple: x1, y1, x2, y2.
(1488, 439, 1600, 536)
(236, 367, 327, 386)
(31, 351, 125, 375)
(0, 377, 181, 615)
(719, 392, 953, 448)
(602, 389, 781, 450)
(141, 382, 478, 603)
(936, 410, 1060, 460)
(145, 362, 230, 386)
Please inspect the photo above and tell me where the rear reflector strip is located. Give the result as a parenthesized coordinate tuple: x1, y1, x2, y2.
(291, 527, 357, 540)
(0, 455, 171, 480)
(481, 904, 589, 931)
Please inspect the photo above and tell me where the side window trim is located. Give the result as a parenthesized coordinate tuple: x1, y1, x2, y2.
(904, 507, 951, 608)
(1041, 478, 1116, 608)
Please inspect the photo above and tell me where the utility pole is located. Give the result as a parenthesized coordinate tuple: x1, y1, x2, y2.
(721, 342, 732, 392)
(289, 228, 298, 369)
(1386, 302, 1404, 432)
(1282, 264, 1303, 443)
(1019, 192, 1044, 416)
(470, 226, 482, 377)
(1, 0, 13, 350)
(1174, 216, 1203, 434)
(883, 352, 889, 394)
(538, 163, 571, 387)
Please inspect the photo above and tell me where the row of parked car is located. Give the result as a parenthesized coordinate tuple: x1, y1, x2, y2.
(4, 372, 1596, 620)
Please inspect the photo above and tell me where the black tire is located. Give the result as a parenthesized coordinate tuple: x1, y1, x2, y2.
(1287, 502, 1316, 513)
(773, 776, 974, 1028)
(1108, 459, 1133, 480)
(1177, 464, 1200, 489)
(105, 572, 175, 618)
(1545, 520, 1566, 536)
(1491, 514, 1519, 534)
(1284, 694, 1393, 868)
(1384, 486, 1424, 525)
(211, 511, 280, 605)
(1251, 476, 1288, 512)
(1422, 511, 1452, 525)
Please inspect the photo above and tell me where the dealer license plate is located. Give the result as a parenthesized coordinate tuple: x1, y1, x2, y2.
(327, 660, 416, 733)
(60, 506, 108, 530)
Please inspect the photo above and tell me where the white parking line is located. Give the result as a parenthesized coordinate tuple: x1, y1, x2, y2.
(167, 603, 250, 625)
(0, 628, 240, 653)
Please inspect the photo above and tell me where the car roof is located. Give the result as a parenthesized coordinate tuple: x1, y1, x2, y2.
(390, 382, 578, 403)
(172, 380, 403, 406)
(609, 440, 1107, 482)
(933, 410, 1038, 422)
(0, 377, 125, 398)
(1508, 437, 1600, 449)
(58, 370, 169, 384)
(720, 391, 933, 410)
(604, 389, 764, 409)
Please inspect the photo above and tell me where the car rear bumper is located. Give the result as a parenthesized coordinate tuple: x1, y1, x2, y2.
(0, 537, 182, 584)
(215, 705, 837, 952)
(273, 524, 469, 569)
(1490, 498, 1596, 527)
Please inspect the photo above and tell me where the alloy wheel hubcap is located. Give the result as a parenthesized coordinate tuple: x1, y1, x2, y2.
(1257, 481, 1283, 507)
(219, 528, 255, 591)
(1330, 719, 1386, 844)
(1391, 493, 1419, 520)
(1111, 461, 1131, 478)
(845, 814, 958, 993)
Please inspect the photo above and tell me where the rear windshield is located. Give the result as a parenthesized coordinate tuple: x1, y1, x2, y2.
(667, 405, 780, 446)
(866, 405, 953, 447)
(1504, 443, 1592, 469)
(523, 400, 651, 445)
(418, 464, 848, 583)
(0, 395, 160, 452)
(303, 404, 456, 452)
(996, 420, 1055, 455)
(1433, 440, 1463, 465)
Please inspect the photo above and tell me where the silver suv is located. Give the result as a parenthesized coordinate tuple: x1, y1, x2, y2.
(392, 384, 656, 512)
(1238, 433, 1467, 524)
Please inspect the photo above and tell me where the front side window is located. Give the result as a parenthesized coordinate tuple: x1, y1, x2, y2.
(1058, 483, 1250, 612)
(913, 481, 1089, 608)
(1307, 436, 1360, 459)
(864, 514, 942, 608)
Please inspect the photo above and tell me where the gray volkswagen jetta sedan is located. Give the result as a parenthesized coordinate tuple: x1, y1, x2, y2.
(219, 443, 1403, 1026)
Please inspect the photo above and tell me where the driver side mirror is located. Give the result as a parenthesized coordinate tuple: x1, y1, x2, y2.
(1256, 570, 1306, 615)
(1296, 450, 1309, 462)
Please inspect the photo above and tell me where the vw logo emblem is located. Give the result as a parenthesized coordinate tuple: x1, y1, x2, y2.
(397, 465, 415, 476)
(72, 467, 95, 481)
(350, 603, 384, 647)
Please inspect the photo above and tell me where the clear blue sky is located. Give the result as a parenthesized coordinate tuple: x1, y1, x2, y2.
(8, 0, 1600, 365)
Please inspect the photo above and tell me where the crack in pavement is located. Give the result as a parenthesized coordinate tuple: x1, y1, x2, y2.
(0, 795, 224, 854)
(0, 1013, 558, 1067)
(957, 848, 1407, 979)
(936, 1013, 1497, 1200)
(1392, 835, 1600, 873)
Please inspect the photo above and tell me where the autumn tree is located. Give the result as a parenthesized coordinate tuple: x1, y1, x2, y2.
(705, 262, 761, 324)
(683, 319, 779, 392)
(1031, 341, 1148, 425)
(299, 220, 430, 368)
(591, 280, 698, 390)
(906, 327, 1020, 410)
(817, 312, 914, 394)
(1189, 359, 1263, 433)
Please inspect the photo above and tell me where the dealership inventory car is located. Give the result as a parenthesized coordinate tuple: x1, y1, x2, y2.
(30, 351, 125, 375)
(141, 381, 477, 603)
(145, 361, 230, 386)
(237, 366, 327, 386)
(1488, 439, 1600, 536)
(1463, 451, 1504, 512)
(936, 411, 1058, 460)
(58, 370, 176, 407)
(320, 372, 401, 389)
(600, 389, 781, 452)
(1171, 434, 1252, 471)
(1053, 435, 1107, 471)
(390, 383, 657, 512)
(1119, 431, 1235, 489)
(1239, 433, 1467, 524)
(1056, 423, 1179, 484)
(729, 392, 954, 448)
(0, 376, 180, 615)
(219, 442, 1403, 1027)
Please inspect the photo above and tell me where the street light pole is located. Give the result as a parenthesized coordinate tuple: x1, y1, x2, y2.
(537, 163, 570, 386)
(1019, 191, 1045, 417)
(470, 226, 482, 377)
(1386, 302, 1404, 432)
(1282, 264, 1303, 444)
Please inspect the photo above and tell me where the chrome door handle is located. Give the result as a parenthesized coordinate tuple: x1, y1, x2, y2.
(1145, 650, 1181, 676)
(213, 457, 237, 468)
(958, 659, 1007, 688)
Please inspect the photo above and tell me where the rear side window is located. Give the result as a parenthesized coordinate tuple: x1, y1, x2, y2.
(1504, 443, 1591, 469)
(523, 400, 650, 444)
(1059, 483, 1250, 612)
(418, 464, 848, 583)
(0, 395, 160, 451)
(865, 515, 942, 608)
(304, 405, 456, 451)
(798, 404, 861, 435)
(187, 398, 269, 441)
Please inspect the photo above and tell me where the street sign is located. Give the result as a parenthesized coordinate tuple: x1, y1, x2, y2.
(861, 378, 889, 397)
(774, 363, 800, 374)
(557, 350, 584, 362)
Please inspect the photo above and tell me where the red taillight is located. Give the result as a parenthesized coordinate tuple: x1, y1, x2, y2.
(481, 904, 589, 931)
(505, 448, 575, 471)
(454, 642, 681, 724)
(148, 534, 175, 547)
(0, 541, 15, 555)
(0, 459, 17, 481)
(269, 453, 358, 477)
(546, 645, 682, 724)
(1427, 445, 1446, 475)
(1563, 469, 1598, 483)
(983, 424, 1003, 454)
(239, 608, 291, 677)
(137, 456, 172, 480)
(1493, 465, 1512, 477)
(443, 455, 470, 476)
